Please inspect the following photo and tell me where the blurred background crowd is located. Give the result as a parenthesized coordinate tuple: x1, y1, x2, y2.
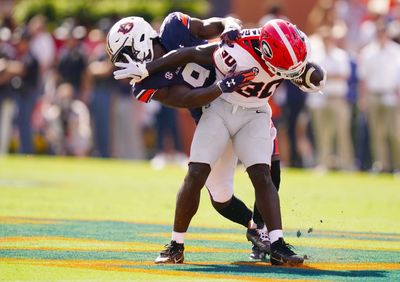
(0, 0, 400, 174)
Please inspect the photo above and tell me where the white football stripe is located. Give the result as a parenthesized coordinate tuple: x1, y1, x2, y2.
(270, 21, 298, 65)
(136, 89, 146, 99)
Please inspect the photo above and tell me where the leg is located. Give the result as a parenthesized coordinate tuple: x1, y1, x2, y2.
(334, 99, 354, 170)
(91, 89, 110, 158)
(233, 110, 303, 266)
(252, 158, 281, 227)
(368, 97, 388, 171)
(253, 130, 281, 228)
(205, 136, 271, 255)
(173, 162, 210, 233)
(0, 98, 15, 156)
(17, 93, 35, 154)
(155, 99, 230, 264)
(247, 164, 282, 232)
(205, 139, 253, 227)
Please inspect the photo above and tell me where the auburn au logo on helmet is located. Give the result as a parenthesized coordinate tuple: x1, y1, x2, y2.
(118, 22, 134, 34)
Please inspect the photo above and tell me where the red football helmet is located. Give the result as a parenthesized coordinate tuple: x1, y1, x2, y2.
(259, 19, 310, 79)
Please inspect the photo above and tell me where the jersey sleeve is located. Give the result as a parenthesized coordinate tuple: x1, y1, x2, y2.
(212, 46, 235, 76)
(132, 83, 157, 103)
(159, 12, 207, 51)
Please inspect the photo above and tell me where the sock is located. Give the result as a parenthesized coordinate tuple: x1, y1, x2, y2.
(269, 229, 283, 243)
(172, 231, 185, 244)
(216, 195, 253, 228)
(271, 159, 281, 191)
(252, 202, 264, 229)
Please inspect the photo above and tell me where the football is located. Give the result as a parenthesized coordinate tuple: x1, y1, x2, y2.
(293, 62, 325, 87)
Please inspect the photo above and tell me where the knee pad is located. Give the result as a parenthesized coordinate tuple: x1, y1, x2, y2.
(207, 184, 234, 203)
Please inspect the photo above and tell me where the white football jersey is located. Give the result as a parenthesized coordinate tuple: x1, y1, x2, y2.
(213, 29, 283, 108)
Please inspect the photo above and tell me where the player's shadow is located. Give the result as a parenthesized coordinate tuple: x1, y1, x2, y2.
(180, 261, 390, 279)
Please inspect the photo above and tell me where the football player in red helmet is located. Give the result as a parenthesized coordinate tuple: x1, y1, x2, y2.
(259, 19, 310, 79)
(114, 18, 326, 266)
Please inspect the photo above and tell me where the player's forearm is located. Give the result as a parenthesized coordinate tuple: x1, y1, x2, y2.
(162, 84, 222, 108)
(194, 17, 241, 39)
(146, 49, 194, 74)
(196, 18, 225, 39)
(146, 44, 217, 75)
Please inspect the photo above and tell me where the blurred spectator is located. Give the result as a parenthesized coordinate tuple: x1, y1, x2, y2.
(358, 20, 400, 173)
(56, 25, 87, 99)
(335, 0, 367, 54)
(347, 56, 372, 171)
(279, 81, 309, 168)
(10, 27, 39, 154)
(28, 15, 56, 89)
(43, 83, 91, 156)
(307, 0, 337, 33)
(258, 4, 288, 26)
(85, 27, 113, 158)
(308, 26, 353, 171)
(150, 104, 188, 169)
(112, 79, 146, 160)
(0, 26, 16, 156)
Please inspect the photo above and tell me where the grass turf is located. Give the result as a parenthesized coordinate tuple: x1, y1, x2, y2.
(0, 155, 399, 281)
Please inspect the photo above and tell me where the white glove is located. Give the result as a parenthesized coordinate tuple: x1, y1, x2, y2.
(113, 53, 149, 83)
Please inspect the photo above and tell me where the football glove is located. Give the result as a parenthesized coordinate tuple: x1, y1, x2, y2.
(113, 53, 149, 83)
(220, 18, 242, 47)
(217, 68, 257, 93)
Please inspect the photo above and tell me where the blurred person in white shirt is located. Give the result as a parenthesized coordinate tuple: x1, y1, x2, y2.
(358, 20, 400, 173)
(43, 83, 92, 156)
(308, 25, 354, 171)
(28, 15, 56, 94)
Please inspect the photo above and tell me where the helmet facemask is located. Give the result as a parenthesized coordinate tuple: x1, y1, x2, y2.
(262, 52, 308, 79)
(113, 37, 154, 64)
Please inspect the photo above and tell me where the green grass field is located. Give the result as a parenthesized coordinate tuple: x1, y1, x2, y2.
(0, 156, 399, 281)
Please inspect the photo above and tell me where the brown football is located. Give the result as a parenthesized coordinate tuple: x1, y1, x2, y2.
(293, 62, 324, 87)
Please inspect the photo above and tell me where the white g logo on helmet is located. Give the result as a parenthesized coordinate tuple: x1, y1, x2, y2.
(261, 41, 273, 59)
(106, 17, 157, 63)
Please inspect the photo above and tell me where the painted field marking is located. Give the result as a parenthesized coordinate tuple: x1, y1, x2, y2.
(1, 258, 311, 282)
(142, 232, 400, 252)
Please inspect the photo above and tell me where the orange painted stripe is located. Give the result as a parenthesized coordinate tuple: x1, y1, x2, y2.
(3, 258, 400, 271)
(0, 217, 60, 225)
(0, 236, 248, 253)
(3, 257, 400, 282)
(0, 258, 314, 282)
(0, 246, 249, 253)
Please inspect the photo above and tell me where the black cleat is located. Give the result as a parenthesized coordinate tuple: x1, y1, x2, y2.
(246, 228, 271, 254)
(249, 244, 267, 260)
(154, 240, 184, 264)
(270, 238, 304, 266)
